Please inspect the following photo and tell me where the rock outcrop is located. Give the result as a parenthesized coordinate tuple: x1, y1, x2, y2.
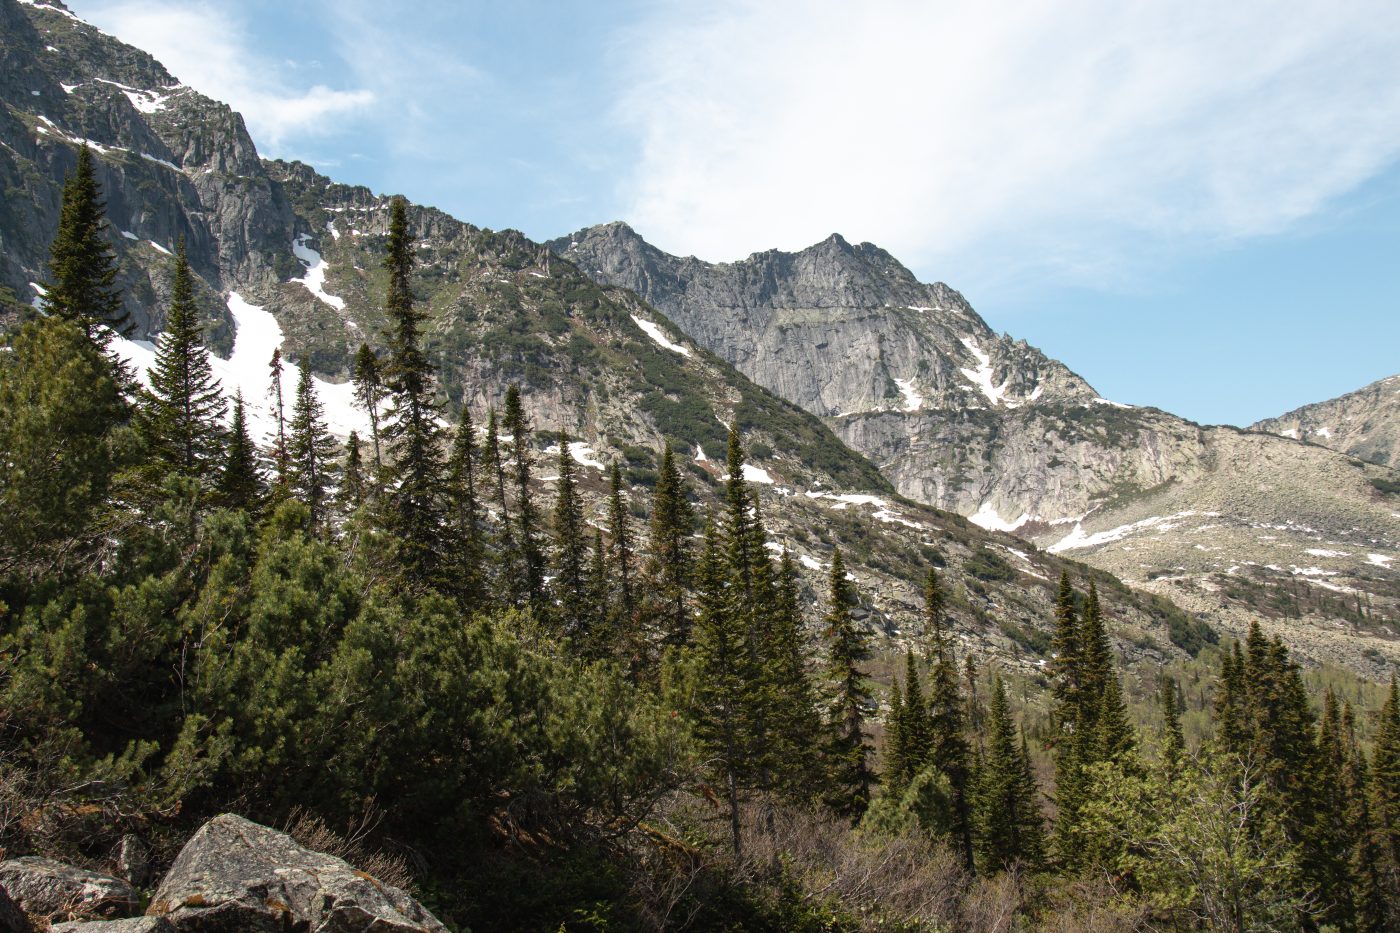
(148, 814, 447, 932)
(1254, 373, 1400, 469)
(0, 882, 28, 933)
(0, 857, 137, 923)
(52, 920, 173, 933)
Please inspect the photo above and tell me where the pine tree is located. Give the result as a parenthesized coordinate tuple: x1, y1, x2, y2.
(217, 391, 264, 512)
(378, 196, 446, 585)
(926, 569, 975, 873)
(551, 431, 589, 639)
(646, 440, 694, 646)
(691, 515, 752, 858)
(287, 358, 338, 529)
(823, 547, 872, 818)
(44, 145, 127, 342)
(722, 424, 761, 603)
(339, 431, 365, 516)
(897, 649, 932, 786)
(587, 527, 614, 660)
(267, 348, 290, 489)
(1341, 704, 1394, 933)
(606, 462, 636, 622)
(141, 240, 226, 486)
(1159, 674, 1185, 776)
(482, 407, 519, 607)
(502, 385, 545, 614)
(766, 547, 823, 797)
(1372, 676, 1400, 890)
(975, 676, 1045, 873)
(445, 409, 485, 610)
(351, 342, 383, 471)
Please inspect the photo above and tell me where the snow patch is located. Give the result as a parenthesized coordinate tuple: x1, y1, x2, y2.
(630, 315, 691, 357)
(291, 234, 346, 311)
(893, 377, 923, 412)
(147, 240, 171, 256)
(799, 554, 823, 571)
(968, 502, 1032, 533)
(1279, 428, 1298, 439)
(695, 444, 708, 462)
(958, 337, 1007, 406)
(741, 463, 773, 484)
(1048, 511, 1204, 553)
(60, 82, 79, 93)
(1304, 548, 1349, 558)
(1368, 554, 1394, 569)
(325, 219, 340, 241)
(1314, 426, 1332, 439)
(1091, 397, 1133, 409)
(17, 0, 81, 21)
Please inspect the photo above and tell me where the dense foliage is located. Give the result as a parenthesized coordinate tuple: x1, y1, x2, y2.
(3, 158, 1399, 931)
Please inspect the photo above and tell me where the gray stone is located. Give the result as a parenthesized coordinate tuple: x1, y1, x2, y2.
(115, 836, 149, 887)
(0, 882, 28, 933)
(148, 814, 447, 932)
(52, 920, 174, 933)
(0, 857, 137, 922)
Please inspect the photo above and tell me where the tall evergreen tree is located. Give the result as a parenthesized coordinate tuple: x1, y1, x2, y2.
(267, 348, 290, 488)
(765, 547, 823, 797)
(975, 676, 1045, 873)
(339, 431, 365, 516)
(823, 547, 872, 818)
(1159, 674, 1185, 776)
(926, 569, 975, 873)
(351, 343, 383, 471)
(551, 432, 589, 639)
(502, 386, 545, 613)
(217, 391, 264, 513)
(378, 196, 446, 585)
(646, 440, 694, 646)
(482, 407, 519, 607)
(894, 649, 931, 789)
(44, 145, 127, 342)
(445, 409, 484, 610)
(141, 240, 226, 486)
(722, 424, 761, 603)
(606, 462, 636, 622)
(288, 358, 338, 529)
(1371, 676, 1400, 893)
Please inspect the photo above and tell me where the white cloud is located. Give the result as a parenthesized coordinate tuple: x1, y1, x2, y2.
(615, 0, 1400, 285)
(72, 0, 373, 150)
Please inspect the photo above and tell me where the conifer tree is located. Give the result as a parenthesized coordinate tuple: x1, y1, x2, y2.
(691, 515, 752, 858)
(1372, 676, 1400, 885)
(482, 407, 519, 606)
(378, 197, 446, 585)
(445, 409, 484, 609)
(823, 547, 872, 818)
(1159, 674, 1185, 776)
(217, 391, 263, 512)
(722, 424, 761, 603)
(141, 240, 226, 486)
(351, 343, 383, 470)
(587, 527, 614, 660)
(267, 348, 290, 488)
(976, 676, 1045, 873)
(926, 569, 974, 873)
(647, 440, 694, 646)
(896, 650, 931, 788)
(766, 547, 823, 797)
(1341, 705, 1394, 933)
(606, 462, 636, 622)
(288, 358, 338, 529)
(503, 385, 545, 613)
(339, 431, 365, 515)
(551, 431, 589, 638)
(44, 145, 127, 342)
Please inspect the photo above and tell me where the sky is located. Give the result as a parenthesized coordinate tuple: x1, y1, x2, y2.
(70, 0, 1400, 428)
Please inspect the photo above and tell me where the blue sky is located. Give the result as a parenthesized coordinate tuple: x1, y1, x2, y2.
(73, 0, 1400, 428)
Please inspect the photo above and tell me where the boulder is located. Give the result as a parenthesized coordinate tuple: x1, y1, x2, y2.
(0, 857, 137, 922)
(148, 814, 447, 932)
(0, 882, 28, 933)
(52, 921, 174, 933)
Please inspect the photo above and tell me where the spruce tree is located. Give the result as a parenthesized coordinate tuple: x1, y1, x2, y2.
(445, 409, 485, 610)
(267, 347, 290, 488)
(926, 569, 974, 873)
(482, 407, 519, 606)
(1371, 676, 1400, 888)
(823, 547, 872, 818)
(975, 676, 1045, 873)
(1159, 674, 1185, 776)
(551, 432, 589, 639)
(606, 462, 636, 622)
(647, 440, 694, 646)
(339, 431, 365, 516)
(722, 424, 761, 603)
(141, 240, 226, 486)
(217, 391, 264, 513)
(351, 342, 383, 471)
(44, 145, 127, 342)
(379, 196, 446, 585)
(766, 547, 823, 797)
(288, 358, 338, 529)
(502, 385, 545, 614)
(896, 649, 932, 787)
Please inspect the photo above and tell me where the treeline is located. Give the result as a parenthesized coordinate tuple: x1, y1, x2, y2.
(5, 148, 1400, 932)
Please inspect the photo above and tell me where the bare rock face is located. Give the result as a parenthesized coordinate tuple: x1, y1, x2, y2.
(1253, 374, 1400, 469)
(51, 920, 174, 933)
(0, 882, 28, 933)
(148, 814, 447, 933)
(0, 857, 138, 923)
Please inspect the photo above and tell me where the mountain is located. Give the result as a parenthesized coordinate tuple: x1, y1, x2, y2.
(1253, 374, 1400, 470)
(0, 0, 1228, 676)
(552, 223, 1400, 670)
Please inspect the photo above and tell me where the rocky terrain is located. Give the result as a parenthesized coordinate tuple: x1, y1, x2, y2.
(1254, 373, 1400, 470)
(0, 814, 447, 931)
(554, 224, 1400, 671)
(0, 0, 1227, 679)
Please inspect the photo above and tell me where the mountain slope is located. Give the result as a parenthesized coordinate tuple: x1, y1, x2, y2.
(0, 0, 1239, 677)
(1253, 374, 1400, 469)
(553, 223, 1400, 668)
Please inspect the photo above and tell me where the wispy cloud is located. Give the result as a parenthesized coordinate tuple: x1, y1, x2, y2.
(73, 0, 373, 151)
(614, 0, 1400, 287)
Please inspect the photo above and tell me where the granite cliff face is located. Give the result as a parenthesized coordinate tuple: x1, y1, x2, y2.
(554, 223, 1400, 670)
(1254, 374, 1400, 470)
